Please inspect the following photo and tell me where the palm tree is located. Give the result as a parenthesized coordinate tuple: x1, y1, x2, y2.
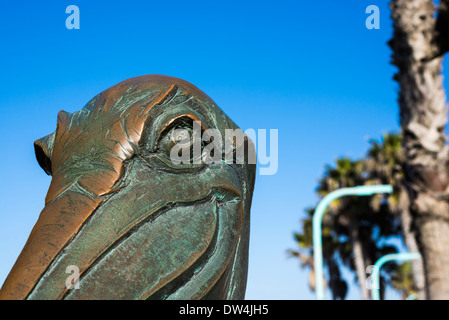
(389, 0, 449, 299)
(291, 133, 424, 299)
(318, 158, 372, 300)
(390, 262, 417, 299)
(290, 207, 345, 299)
(292, 151, 400, 299)
(366, 134, 425, 299)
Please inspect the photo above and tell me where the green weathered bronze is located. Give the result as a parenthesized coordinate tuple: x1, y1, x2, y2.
(0, 75, 256, 300)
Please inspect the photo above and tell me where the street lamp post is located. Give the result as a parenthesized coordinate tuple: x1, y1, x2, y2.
(371, 252, 422, 300)
(313, 185, 393, 300)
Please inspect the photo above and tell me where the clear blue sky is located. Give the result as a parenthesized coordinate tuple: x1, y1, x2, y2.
(0, 0, 447, 299)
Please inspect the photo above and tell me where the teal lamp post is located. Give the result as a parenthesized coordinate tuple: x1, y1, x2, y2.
(371, 252, 421, 300)
(313, 185, 393, 300)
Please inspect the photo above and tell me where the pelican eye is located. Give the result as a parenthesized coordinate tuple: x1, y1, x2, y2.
(157, 116, 206, 163)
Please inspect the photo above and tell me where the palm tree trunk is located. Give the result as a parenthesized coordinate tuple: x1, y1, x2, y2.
(390, 0, 449, 299)
(398, 188, 426, 299)
(349, 221, 369, 300)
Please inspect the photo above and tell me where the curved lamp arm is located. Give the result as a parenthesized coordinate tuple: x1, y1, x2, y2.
(313, 185, 393, 300)
(371, 252, 421, 300)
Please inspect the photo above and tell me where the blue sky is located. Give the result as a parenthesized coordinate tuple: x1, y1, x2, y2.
(0, 0, 447, 300)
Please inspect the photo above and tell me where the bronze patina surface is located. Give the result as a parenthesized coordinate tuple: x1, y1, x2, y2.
(0, 75, 256, 300)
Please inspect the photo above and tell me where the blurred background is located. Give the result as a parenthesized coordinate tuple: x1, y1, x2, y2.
(0, 0, 447, 299)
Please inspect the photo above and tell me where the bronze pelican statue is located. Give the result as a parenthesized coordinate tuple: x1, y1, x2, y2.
(0, 75, 256, 300)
